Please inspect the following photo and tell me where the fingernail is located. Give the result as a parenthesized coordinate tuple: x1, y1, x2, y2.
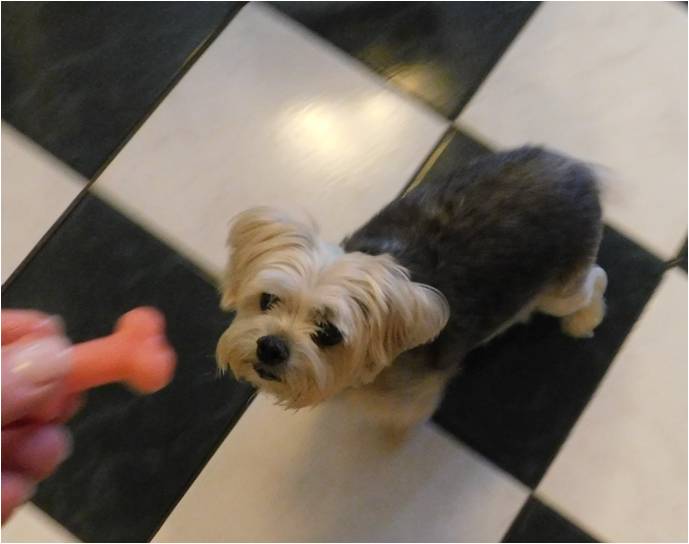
(35, 315, 65, 335)
(9, 337, 72, 386)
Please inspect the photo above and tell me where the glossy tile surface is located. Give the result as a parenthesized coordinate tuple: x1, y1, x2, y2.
(2, 1, 240, 178)
(539, 271, 688, 543)
(94, 3, 447, 276)
(2, 504, 75, 543)
(459, 2, 688, 259)
(94, 3, 446, 278)
(155, 394, 527, 542)
(274, 1, 539, 118)
(1, 123, 83, 283)
(503, 497, 596, 543)
(2, 194, 254, 542)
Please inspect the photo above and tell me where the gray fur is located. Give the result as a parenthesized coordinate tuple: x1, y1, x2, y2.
(343, 146, 603, 372)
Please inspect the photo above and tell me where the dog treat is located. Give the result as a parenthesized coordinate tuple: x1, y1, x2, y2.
(65, 307, 176, 394)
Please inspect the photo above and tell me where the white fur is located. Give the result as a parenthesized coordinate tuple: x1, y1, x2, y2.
(216, 207, 450, 408)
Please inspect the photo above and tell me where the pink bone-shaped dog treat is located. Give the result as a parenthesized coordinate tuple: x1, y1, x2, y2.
(65, 307, 176, 394)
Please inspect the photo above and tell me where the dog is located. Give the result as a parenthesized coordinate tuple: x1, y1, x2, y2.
(216, 146, 607, 436)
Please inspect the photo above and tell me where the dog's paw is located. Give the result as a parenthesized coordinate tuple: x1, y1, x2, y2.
(380, 425, 414, 449)
(561, 298, 606, 338)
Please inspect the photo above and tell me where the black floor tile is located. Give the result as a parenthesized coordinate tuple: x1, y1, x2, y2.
(423, 128, 492, 178)
(273, 2, 539, 118)
(398, 128, 491, 197)
(427, 130, 666, 488)
(673, 237, 687, 272)
(2, 194, 253, 542)
(503, 497, 596, 543)
(2, 1, 241, 179)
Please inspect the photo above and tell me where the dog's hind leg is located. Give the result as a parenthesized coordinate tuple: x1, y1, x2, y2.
(536, 265, 608, 338)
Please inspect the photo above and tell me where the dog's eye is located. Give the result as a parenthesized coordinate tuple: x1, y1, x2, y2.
(260, 293, 279, 311)
(311, 322, 343, 347)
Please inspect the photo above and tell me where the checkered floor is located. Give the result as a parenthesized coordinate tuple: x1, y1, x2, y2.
(2, 2, 687, 542)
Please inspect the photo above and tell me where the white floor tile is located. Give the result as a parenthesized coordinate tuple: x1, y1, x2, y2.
(1, 503, 76, 543)
(154, 394, 527, 542)
(1, 123, 84, 282)
(539, 270, 688, 542)
(93, 3, 447, 277)
(458, 2, 687, 259)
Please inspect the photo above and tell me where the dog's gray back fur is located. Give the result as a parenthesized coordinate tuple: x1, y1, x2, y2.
(343, 146, 603, 371)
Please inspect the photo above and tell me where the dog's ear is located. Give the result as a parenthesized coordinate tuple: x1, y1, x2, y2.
(220, 207, 317, 310)
(344, 254, 450, 381)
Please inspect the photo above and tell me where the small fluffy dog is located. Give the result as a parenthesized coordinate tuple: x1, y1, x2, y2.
(216, 147, 607, 435)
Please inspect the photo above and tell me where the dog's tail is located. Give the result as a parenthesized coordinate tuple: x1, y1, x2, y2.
(582, 159, 624, 211)
(530, 145, 624, 214)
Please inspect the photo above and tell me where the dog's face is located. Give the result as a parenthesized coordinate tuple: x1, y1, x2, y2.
(216, 207, 449, 408)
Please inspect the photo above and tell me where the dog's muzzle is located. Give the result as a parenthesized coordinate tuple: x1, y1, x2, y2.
(254, 335, 289, 382)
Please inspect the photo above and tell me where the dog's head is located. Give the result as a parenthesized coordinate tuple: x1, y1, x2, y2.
(216, 207, 449, 408)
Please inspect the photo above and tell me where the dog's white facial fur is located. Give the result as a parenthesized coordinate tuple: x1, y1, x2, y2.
(216, 207, 450, 408)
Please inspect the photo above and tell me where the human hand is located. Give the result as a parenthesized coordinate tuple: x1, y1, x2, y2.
(1, 310, 80, 524)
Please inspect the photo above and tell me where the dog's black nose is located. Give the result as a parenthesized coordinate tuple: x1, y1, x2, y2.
(256, 335, 289, 366)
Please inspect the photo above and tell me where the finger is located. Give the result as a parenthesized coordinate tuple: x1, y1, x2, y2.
(2, 311, 64, 345)
(1, 471, 35, 524)
(2, 425, 72, 480)
(56, 394, 84, 423)
(1, 337, 72, 425)
(23, 391, 82, 424)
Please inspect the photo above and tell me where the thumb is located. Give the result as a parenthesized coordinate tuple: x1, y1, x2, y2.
(2, 471, 35, 524)
(2, 336, 72, 425)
